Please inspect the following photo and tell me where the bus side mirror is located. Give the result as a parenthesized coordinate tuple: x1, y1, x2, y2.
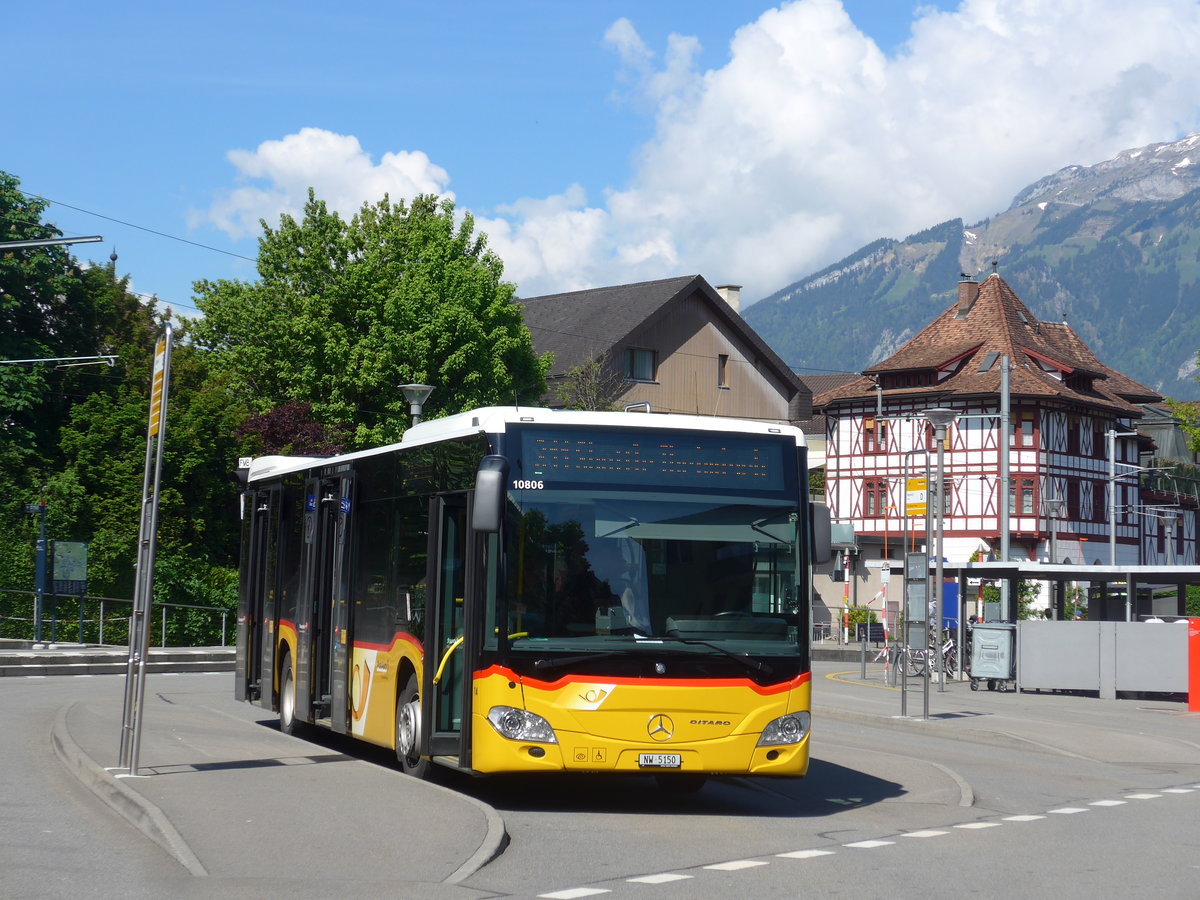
(811, 504, 832, 564)
(472, 455, 509, 533)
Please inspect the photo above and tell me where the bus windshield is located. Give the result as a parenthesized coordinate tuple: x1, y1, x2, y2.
(491, 425, 805, 664)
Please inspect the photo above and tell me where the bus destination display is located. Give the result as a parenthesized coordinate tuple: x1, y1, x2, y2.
(518, 428, 787, 490)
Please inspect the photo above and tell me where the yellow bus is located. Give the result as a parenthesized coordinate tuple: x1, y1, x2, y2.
(235, 407, 830, 789)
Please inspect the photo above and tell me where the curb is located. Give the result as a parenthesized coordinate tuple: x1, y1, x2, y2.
(50, 702, 208, 876)
(436, 782, 509, 884)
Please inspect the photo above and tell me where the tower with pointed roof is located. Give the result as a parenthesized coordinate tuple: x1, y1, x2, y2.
(813, 274, 1196, 619)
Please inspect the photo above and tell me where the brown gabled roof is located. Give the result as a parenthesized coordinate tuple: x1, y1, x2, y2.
(813, 274, 1161, 414)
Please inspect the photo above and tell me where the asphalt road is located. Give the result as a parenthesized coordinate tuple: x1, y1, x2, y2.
(4, 666, 1200, 899)
(1, 676, 187, 899)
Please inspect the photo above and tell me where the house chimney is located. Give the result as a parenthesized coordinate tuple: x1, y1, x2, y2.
(715, 284, 742, 313)
(957, 274, 979, 314)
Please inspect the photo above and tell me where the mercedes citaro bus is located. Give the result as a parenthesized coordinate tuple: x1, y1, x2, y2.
(235, 407, 830, 789)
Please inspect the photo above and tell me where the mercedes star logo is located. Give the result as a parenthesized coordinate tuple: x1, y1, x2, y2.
(647, 714, 674, 741)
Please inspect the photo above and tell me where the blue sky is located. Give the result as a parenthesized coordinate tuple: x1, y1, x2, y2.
(5, 1, 1200, 319)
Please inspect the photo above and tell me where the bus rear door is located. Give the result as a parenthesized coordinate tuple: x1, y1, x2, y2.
(236, 487, 277, 704)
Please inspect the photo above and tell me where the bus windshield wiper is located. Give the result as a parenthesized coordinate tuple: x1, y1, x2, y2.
(532, 649, 630, 671)
(598, 515, 640, 538)
(637, 635, 773, 675)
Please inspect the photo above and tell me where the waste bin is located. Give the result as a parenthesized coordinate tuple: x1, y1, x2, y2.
(969, 622, 1015, 692)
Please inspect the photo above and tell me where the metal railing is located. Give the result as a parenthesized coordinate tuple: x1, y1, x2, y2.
(0, 589, 231, 647)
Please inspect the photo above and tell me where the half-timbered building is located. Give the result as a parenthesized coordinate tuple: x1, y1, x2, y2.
(813, 273, 1198, 622)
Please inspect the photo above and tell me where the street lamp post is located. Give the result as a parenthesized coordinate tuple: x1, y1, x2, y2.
(925, 407, 959, 689)
(400, 384, 435, 427)
(1106, 429, 1139, 566)
(1043, 495, 1066, 620)
(1044, 495, 1066, 567)
(24, 500, 48, 644)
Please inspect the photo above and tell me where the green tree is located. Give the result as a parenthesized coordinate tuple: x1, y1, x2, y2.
(555, 353, 622, 411)
(1165, 397, 1200, 453)
(190, 191, 551, 450)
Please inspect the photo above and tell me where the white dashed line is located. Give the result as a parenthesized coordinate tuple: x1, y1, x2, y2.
(777, 849, 836, 859)
(535, 782, 1196, 899)
(627, 874, 692, 884)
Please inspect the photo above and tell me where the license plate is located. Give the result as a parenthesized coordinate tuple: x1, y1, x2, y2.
(638, 753, 682, 769)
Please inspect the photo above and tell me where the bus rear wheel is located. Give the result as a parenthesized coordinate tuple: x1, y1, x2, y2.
(279, 654, 298, 736)
(396, 673, 429, 779)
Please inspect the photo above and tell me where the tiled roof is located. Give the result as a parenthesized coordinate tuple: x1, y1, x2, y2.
(813, 274, 1160, 414)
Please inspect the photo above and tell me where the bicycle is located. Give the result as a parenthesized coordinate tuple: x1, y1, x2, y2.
(893, 637, 957, 678)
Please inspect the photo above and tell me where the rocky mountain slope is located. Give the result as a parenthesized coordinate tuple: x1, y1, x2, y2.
(745, 134, 1200, 400)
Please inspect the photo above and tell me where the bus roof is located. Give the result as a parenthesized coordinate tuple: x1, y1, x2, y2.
(245, 406, 806, 483)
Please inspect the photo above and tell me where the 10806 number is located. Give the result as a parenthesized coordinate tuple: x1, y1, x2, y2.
(512, 479, 544, 490)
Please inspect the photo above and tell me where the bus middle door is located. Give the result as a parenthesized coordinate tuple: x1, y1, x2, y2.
(297, 473, 353, 729)
(423, 492, 481, 770)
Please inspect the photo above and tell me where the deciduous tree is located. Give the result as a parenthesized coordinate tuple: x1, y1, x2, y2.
(191, 191, 550, 449)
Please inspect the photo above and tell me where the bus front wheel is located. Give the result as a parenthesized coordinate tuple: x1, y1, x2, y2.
(396, 673, 429, 779)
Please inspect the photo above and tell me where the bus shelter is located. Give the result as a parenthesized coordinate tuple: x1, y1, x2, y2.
(948, 562, 1200, 624)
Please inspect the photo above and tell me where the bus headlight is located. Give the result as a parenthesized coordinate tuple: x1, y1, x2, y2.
(757, 711, 811, 746)
(487, 706, 559, 744)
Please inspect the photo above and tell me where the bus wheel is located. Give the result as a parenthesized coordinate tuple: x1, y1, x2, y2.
(279, 654, 298, 736)
(396, 674, 428, 779)
(655, 773, 707, 793)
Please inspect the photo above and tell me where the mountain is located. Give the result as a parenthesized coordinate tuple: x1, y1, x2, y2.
(745, 133, 1200, 401)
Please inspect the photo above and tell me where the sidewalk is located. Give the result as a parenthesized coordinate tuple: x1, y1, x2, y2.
(811, 659, 1200, 767)
(52, 687, 504, 898)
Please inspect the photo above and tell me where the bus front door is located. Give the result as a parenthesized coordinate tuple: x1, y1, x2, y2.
(423, 493, 480, 770)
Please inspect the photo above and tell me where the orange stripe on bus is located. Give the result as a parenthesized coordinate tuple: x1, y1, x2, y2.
(472, 664, 809, 695)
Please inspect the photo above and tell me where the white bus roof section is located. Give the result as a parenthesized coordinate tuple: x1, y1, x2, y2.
(245, 406, 807, 483)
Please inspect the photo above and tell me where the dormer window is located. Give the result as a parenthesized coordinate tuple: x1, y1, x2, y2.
(1065, 373, 1093, 392)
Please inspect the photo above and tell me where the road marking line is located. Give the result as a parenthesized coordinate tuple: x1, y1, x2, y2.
(538, 890, 610, 899)
(1049, 807, 1089, 814)
(704, 860, 769, 871)
(844, 840, 894, 848)
(1124, 793, 1161, 800)
(628, 873, 692, 884)
(1004, 815, 1045, 822)
(1090, 800, 1126, 807)
(955, 822, 1000, 830)
(1162, 788, 1194, 794)
(902, 830, 949, 838)
(777, 849, 836, 859)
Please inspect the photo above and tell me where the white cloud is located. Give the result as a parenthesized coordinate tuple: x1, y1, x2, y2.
(201, 1, 1200, 302)
(588, 0, 1200, 301)
(196, 128, 452, 239)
